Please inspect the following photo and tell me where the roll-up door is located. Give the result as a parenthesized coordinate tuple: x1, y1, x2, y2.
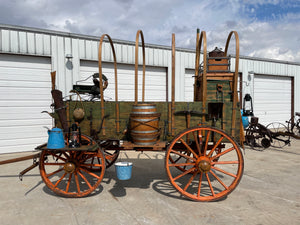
(79, 61, 167, 102)
(253, 74, 292, 126)
(184, 69, 195, 102)
(0, 54, 52, 153)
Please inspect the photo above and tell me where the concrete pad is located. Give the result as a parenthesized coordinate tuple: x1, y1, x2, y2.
(0, 142, 299, 225)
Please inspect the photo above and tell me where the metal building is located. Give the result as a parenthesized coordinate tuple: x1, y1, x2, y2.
(0, 24, 299, 154)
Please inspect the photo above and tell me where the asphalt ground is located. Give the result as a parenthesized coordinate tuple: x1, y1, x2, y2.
(0, 141, 299, 225)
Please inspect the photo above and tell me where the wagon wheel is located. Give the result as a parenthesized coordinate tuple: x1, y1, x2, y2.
(266, 122, 290, 148)
(39, 139, 105, 198)
(103, 149, 119, 168)
(97, 140, 120, 168)
(73, 134, 106, 172)
(165, 126, 244, 202)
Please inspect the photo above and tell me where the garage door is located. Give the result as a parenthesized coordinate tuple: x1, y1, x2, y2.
(254, 74, 292, 126)
(79, 61, 167, 102)
(184, 69, 195, 102)
(0, 54, 52, 153)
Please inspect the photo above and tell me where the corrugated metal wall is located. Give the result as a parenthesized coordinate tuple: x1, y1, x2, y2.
(1, 25, 300, 119)
(238, 57, 300, 113)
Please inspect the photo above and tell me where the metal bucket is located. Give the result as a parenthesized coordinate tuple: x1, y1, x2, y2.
(130, 103, 160, 145)
(241, 110, 249, 129)
(47, 127, 65, 149)
(115, 162, 133, 180)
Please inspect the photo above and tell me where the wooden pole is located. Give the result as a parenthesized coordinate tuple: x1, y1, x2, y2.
(225, 31, 239, 138)
(171, 33, 175, 136)
(98, 34, 120, 134)
(194, 29, 200, 101)
(134, 30, 146, 104)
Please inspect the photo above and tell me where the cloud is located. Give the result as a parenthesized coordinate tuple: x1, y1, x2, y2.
(0, 0, 299, 62)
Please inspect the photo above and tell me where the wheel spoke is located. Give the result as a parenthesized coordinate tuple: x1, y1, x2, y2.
(205, 173, 215, 196)
(170, 149, 196, 162)
(90, 157, 95, 169)
(81, 163, 103, 168)
(204, 130, 211, 156)
(211, 147, 235, 161)
(80, 167, 101, 179)
(183, 171, 198, 191)
(74, 172, 81, 193)
(211, 166, 237, 178)
(54, 172, 67, 187)
(62, 152, 70, 159)
(104, 151, 113, 156)
(207, 136, 224, 157)
(46, 168, 64, 178)
(180, 138, 199, 158)
(212, 160, 239, 165)
(168, 162, 195, 167)
(197, 172, 203, 197)
(209, 170, 228, 189)
(78, 170, 92, 189)
(48, 152, 67, 162)
(66, 173, 72, 192)
(192, 131, 201, 155)
(44, 162, 65, 166)
(173, 167, 196, 181)
(174, 155, 183, 163)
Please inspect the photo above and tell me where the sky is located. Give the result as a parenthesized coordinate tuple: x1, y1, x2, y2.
(0, 0, 299, 62)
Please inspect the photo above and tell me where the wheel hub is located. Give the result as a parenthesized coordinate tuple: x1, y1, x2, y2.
(64, 162, 76, 173)
(197, 158, 211, 173)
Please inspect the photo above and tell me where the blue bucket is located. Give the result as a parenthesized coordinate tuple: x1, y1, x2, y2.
(115, 162, 133, 180)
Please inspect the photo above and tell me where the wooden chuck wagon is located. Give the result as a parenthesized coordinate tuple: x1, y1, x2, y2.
(1, 30, 244, 202)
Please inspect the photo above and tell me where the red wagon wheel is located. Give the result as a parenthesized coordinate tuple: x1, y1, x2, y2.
(39, 138, 105, 198)
(165, 126, 244, 202)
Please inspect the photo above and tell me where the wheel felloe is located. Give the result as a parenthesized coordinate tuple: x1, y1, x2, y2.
(165, 126, 244, 202)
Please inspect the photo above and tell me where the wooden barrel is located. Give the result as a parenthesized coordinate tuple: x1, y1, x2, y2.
(130, 103, 161, 145)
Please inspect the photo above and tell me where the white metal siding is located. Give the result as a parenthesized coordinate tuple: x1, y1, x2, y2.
(79, 61, 167, 102)
(184, 69, 195, 102)
(0, 54, 52, 153)
(253, 74, 292, 126)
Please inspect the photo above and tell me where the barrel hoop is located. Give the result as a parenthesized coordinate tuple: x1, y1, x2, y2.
(131, 130, 158, 134)
(130, 113, 161, 118)
(132, 141, 157, 145)
(130, 111, 158, 115)
(132, 105, 156, 110)
(132, 136, 157, 141)
(131, 118, 159, 122)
